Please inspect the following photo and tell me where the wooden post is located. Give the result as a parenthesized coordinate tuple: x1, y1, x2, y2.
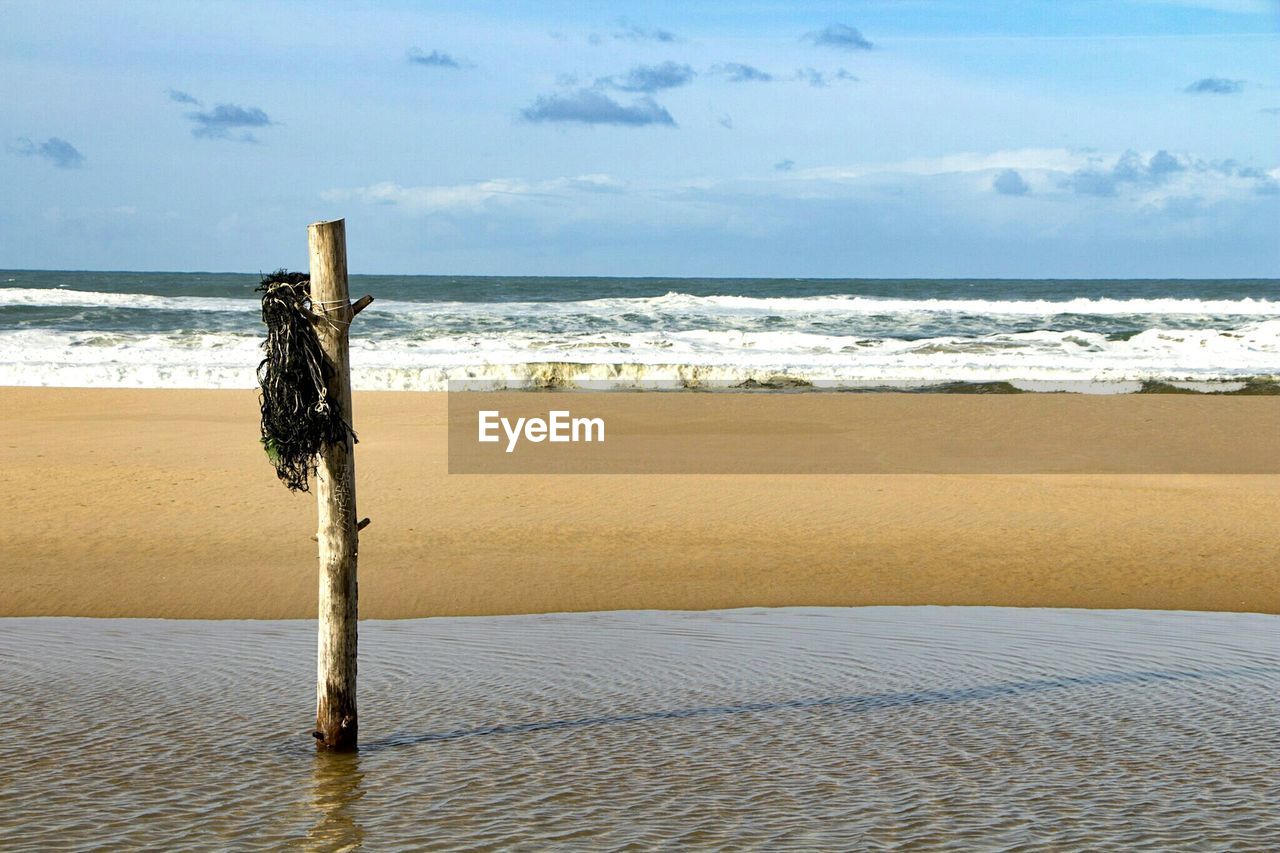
(309, 218, 359, 751)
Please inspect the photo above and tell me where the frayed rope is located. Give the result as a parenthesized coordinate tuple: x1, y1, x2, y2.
(256, 270, 354, 492)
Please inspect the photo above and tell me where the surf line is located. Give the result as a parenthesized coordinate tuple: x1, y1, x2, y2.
(478, 409, 605, 453)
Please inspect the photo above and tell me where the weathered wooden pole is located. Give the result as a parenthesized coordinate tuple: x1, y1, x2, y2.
(309, 218, 360, 751)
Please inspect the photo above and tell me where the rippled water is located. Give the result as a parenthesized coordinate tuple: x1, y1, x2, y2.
(2, 608, 1277, 850)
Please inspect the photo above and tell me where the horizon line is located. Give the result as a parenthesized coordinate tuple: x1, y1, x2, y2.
(4, 267, 1279, 282)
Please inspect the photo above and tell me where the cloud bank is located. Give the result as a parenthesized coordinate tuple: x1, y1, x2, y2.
(613, 21, 678, 43)
(601, 62, 696, 93)
(7, 136, 85, 168)
(521, 89, 675, 126)
(805, 24, 874, 50)
(317, 145, 1278, 277)
(1184, 77, 1244, 94)
(166, 89, 201, 105)
(1065, 149, 1185, 196)
(713, 63, 775, 83)
(407, 48, 469, 69)
(186, 104, 274, 141)
(323, 174, 626, 213)
(992, 169, 1030, 195)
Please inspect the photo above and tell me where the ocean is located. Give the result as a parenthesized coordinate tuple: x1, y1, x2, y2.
(2, 270, 1278, 390)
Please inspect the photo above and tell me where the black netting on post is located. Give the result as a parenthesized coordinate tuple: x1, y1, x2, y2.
(256, 270, 353, 492)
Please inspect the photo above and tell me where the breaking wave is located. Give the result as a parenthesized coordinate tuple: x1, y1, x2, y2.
(2, 321, 1278, 390)
(4, 275, 1278, 390)
(4, 287, 1279, 317)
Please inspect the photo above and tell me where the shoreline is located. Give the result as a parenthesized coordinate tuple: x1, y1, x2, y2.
(3, 387, 1277, 618)
(7, 604, 1279, 622)
(5, 374, 1280, 395)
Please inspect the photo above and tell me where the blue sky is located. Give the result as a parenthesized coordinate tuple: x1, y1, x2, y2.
(2, 0, 1277, 276)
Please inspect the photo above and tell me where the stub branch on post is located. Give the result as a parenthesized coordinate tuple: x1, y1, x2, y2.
(309, 218, 360, 752)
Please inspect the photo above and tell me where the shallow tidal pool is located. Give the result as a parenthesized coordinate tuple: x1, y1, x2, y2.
(2, 607, 1277, 850)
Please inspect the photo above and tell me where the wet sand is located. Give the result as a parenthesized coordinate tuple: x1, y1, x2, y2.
(2, 387, 1277, 617)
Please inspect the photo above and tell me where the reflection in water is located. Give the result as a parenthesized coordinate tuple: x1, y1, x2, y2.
(307, 752, 365, 852)
(2, 608, 1278, 848)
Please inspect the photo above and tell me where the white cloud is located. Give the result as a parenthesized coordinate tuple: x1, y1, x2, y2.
(322, 175, 628, 214)
(794, 149, 1089, 181)
(322, 149, 1276, 236)
(322, 179, 534, 212)
(763, 148, 1276, 207)
(1128, 0, 1276, 13)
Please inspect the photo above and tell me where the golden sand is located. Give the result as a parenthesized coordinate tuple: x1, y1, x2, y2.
(2, 387, 1276, 617)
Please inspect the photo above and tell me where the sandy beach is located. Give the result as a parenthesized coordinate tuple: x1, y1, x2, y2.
(2, 387, 1277, 618)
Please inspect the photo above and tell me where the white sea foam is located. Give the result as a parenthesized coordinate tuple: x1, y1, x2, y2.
(0, 288, 255, 313)
(6, 282, 1278, 389)
(2, 321, 1277, 390)
(641, 292, 1280, 317)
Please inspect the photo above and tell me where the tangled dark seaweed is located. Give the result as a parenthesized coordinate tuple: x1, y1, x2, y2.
(256, 270, 353, 492)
